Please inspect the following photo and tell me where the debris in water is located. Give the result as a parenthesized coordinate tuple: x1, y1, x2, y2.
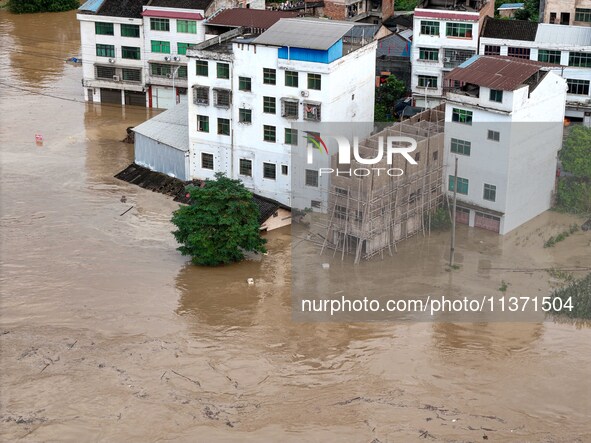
(247, 278, 254, 285)
(322, 263, 330, 270)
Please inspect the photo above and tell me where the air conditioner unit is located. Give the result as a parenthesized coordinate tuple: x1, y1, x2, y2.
(108, 58, 115, 64)
(173, 56, 181, 61)
(167, 73, 173, 79)
(300, 90, 309, 97)
(443, 57, 451, 63)
(164, 56, 171, 61)
(113, 75, 120, 82)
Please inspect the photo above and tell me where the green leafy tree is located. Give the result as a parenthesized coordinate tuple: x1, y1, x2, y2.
(375, 75, 406, 122)
(171, 173, 266, 266)
(8, 0, 80, 13)
(560, 125, 591, 178)
(514, 0, 540, 21)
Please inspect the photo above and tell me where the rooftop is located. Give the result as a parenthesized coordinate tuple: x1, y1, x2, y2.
(416, 0, 489, 13)
(146, 0, 212, 9)
(498, 2, 524, 8)
(481, 16, 538, 41)
(536, 23, 591, 47)
(133, 103, 189, 152)
(205, 8, 298, 31)
(96, 0, 145, 18)
(445, 55, 549, 91)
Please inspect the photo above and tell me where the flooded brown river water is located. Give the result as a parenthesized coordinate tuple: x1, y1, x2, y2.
(1, 10, 590, 443)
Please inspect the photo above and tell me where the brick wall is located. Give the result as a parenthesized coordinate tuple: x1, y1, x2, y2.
(323, 1, 347, 20)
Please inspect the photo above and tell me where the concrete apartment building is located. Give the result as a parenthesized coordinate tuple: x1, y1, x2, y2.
(479, 17, 591, 125)
(539, 0, 591, 26)
(411, 0, 494, 108)
(443, 56, 566, 234)
(186, 18, 377, 207)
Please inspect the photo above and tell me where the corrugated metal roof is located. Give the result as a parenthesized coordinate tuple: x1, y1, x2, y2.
(142, 9, 204, 20)
(536, 24, 591, 47)
(79, 0, 106, 12)
(206, 8, 297, 30)
(498, 3, 524, 9)
(253, 18, 355, 50)
(445, 55, 546, 91)
(133, 103, 189, 152)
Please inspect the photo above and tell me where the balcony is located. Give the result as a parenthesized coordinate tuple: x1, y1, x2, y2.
(304, 102, 321, 121)
(442, 49, 475, 69)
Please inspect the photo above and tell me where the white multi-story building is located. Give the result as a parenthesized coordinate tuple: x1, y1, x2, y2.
(186, 19, 377, 207)
(411, 0, 493, 107)
(443, 55, 566, 234)
(479, 17, 591, 125)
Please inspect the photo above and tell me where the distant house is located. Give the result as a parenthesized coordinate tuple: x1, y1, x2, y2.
(376, 31, 412, 88)
(203, 8, 298, 35)
(497, 3, 524, 18)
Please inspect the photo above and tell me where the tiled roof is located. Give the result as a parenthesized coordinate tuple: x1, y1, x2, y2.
(147, 0, 213, 9)
(206, 8, 298, 30)
(96, 0, 145, 18)
(481, 16, 538, 41)
(142, 9, 204, 19)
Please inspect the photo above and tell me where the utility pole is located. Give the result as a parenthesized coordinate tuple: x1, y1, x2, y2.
(171, 65, 180, 105)
(449, 156, 458, 267)
(424, 80, 430, 109)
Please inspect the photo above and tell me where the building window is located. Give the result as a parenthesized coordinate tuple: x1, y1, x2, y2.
(201, 153, 214, 170)
(282, 165, 288, 175)
(335, 205, 348, 219)
(446, 22, 472, 38)
(196, 60, 208, 76)
(567, 79, 590, 95)
(95, 22, 114, 35)
(263, 162, 276, 179)
(432, 150, 438, 161)
(508, 47, 531, 59)
(213, 88, 231, 108)
(538, 49, 561, 64)
(263, 96, 276, 114)
(452, 108, 472, 125)
(178, 65, 187, 78)
(150, 18, 170, 32)
(121, 46, 140, 60)
(575, 8, 591, 22)
(484, 45, 501, 56)
(122, 68, 141, 82)
(308, 73, 321, 90)
(569, 52, 591, 67)
(311, 200, 321, 209)
(285, 128, 298, 145)
(450, 138, 471, 156)
(217, 62, 230, 79)
(121, 24, 140, 38)
(483, 183, 496, 201)
(305, 169, 318, 187)
(448, 176, 469, 194)
(281, 98, 298, 119)
(239, 76, 251, 91)
(489, 89, 503, 103)
(419, 47, 438, 61)
(235, 159, 250, 177)
(285, 70, 298, 87)
(487, 130, 500, 142)
(151, 63, 171, 77)
(418, 75, 437, 88)
(263, 68, 276, 85)
(197, 115, 209, 132)
(304, 102, 321, 121)
(335, 188, 349, 196)
(177, 19, 197, 33)
(192, 86, 209, 105)
(96, 44, 115, 57)
(420, 20, 439, 35)
(264, 125, 276, 142)
(96, 65, 116, 79)
(177, 42, 190, 55)
(239, 108, 252, 124)
(151, 40, 170, 54)
(216, 118, 230, 136)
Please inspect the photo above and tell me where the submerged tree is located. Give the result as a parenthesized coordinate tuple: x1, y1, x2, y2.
(8, 0, 80, 13)
(171, 173, 266, 266)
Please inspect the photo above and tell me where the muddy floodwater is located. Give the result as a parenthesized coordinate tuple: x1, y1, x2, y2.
(1, 10, 590, 443)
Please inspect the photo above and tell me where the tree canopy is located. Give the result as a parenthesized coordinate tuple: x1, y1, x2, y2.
(560, 125, 591, 179)
(8, 0, 80, 13)
(375, 75, 406, 122)
(171, 173, 266, 266)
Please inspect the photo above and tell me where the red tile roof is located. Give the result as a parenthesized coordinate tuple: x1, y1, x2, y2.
(206, 8, 298, 30)
(414, 9, 480, 21)
(142, 9, 204, 20)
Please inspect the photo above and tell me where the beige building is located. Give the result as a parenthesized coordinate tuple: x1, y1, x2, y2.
(540, 0, 591, 25)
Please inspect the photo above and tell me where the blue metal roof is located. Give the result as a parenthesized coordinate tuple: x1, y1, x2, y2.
(498, 3, 524, 8)
(79, 0, 106, 12)
(458, 55, 480, 69)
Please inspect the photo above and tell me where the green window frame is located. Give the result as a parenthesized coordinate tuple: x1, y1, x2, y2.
(450, 138, 471, 156)
(418, 75, 437, 88)
(263, 68, 276, 85)
(196, 60, 208, 76)
(239, 159, 252, 176)
(452, 108, 473, 125)
(263, 96, 276, 114)
(239, 76, 251, 91)
(178, 65, 187, 79)
(150, 18, 170, 32)
(177, 19, 197, 33)
(448, 176, 469, 194)
(285, 128, 298, 145)
(308, 73, 321, 90)
(121, 68, 141, 82)
(263, 162, 276, 179)
(420, 20, 439, 35)
(150, 63, 171, 76)
(95, 22, 114, 35)
(575, 8, 591, 22)
(489, 89, 503, 103)
(285, 70, 298, 87)
(239, 108, 252, 123)
(263, 125, 276, 142)
(120, 24, 140, 38)
(419, 48, 438, 61)
(217, 62, 230, 79)
(538, 49, 561, 64)
(488, 130, 500, 142)
(197, 115, 209, 133)
(483, 184, 496, 202)
(569, 52, 591, 67)
(177, 42, 190, 55)
(96, 44, 115, 57)
(217, 118, 230, 136)
(121, 46, 141, 60)
(446, 22, 473, 38)
(151, 40, 170, 54)
(201, 153, 214, 170)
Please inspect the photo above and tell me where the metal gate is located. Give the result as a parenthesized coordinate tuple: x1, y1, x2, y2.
(124, 91, 146, 107)
(456, 207, 470, 225)
(474, 211, 501, 233)
(100, 88, 121, 105)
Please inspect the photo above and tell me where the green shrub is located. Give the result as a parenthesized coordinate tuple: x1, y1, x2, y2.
(426, 207, 451, 231)
(555, 178, 591, 214)
(8, 0, 80, 13)
(550, 273, 591, 320)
